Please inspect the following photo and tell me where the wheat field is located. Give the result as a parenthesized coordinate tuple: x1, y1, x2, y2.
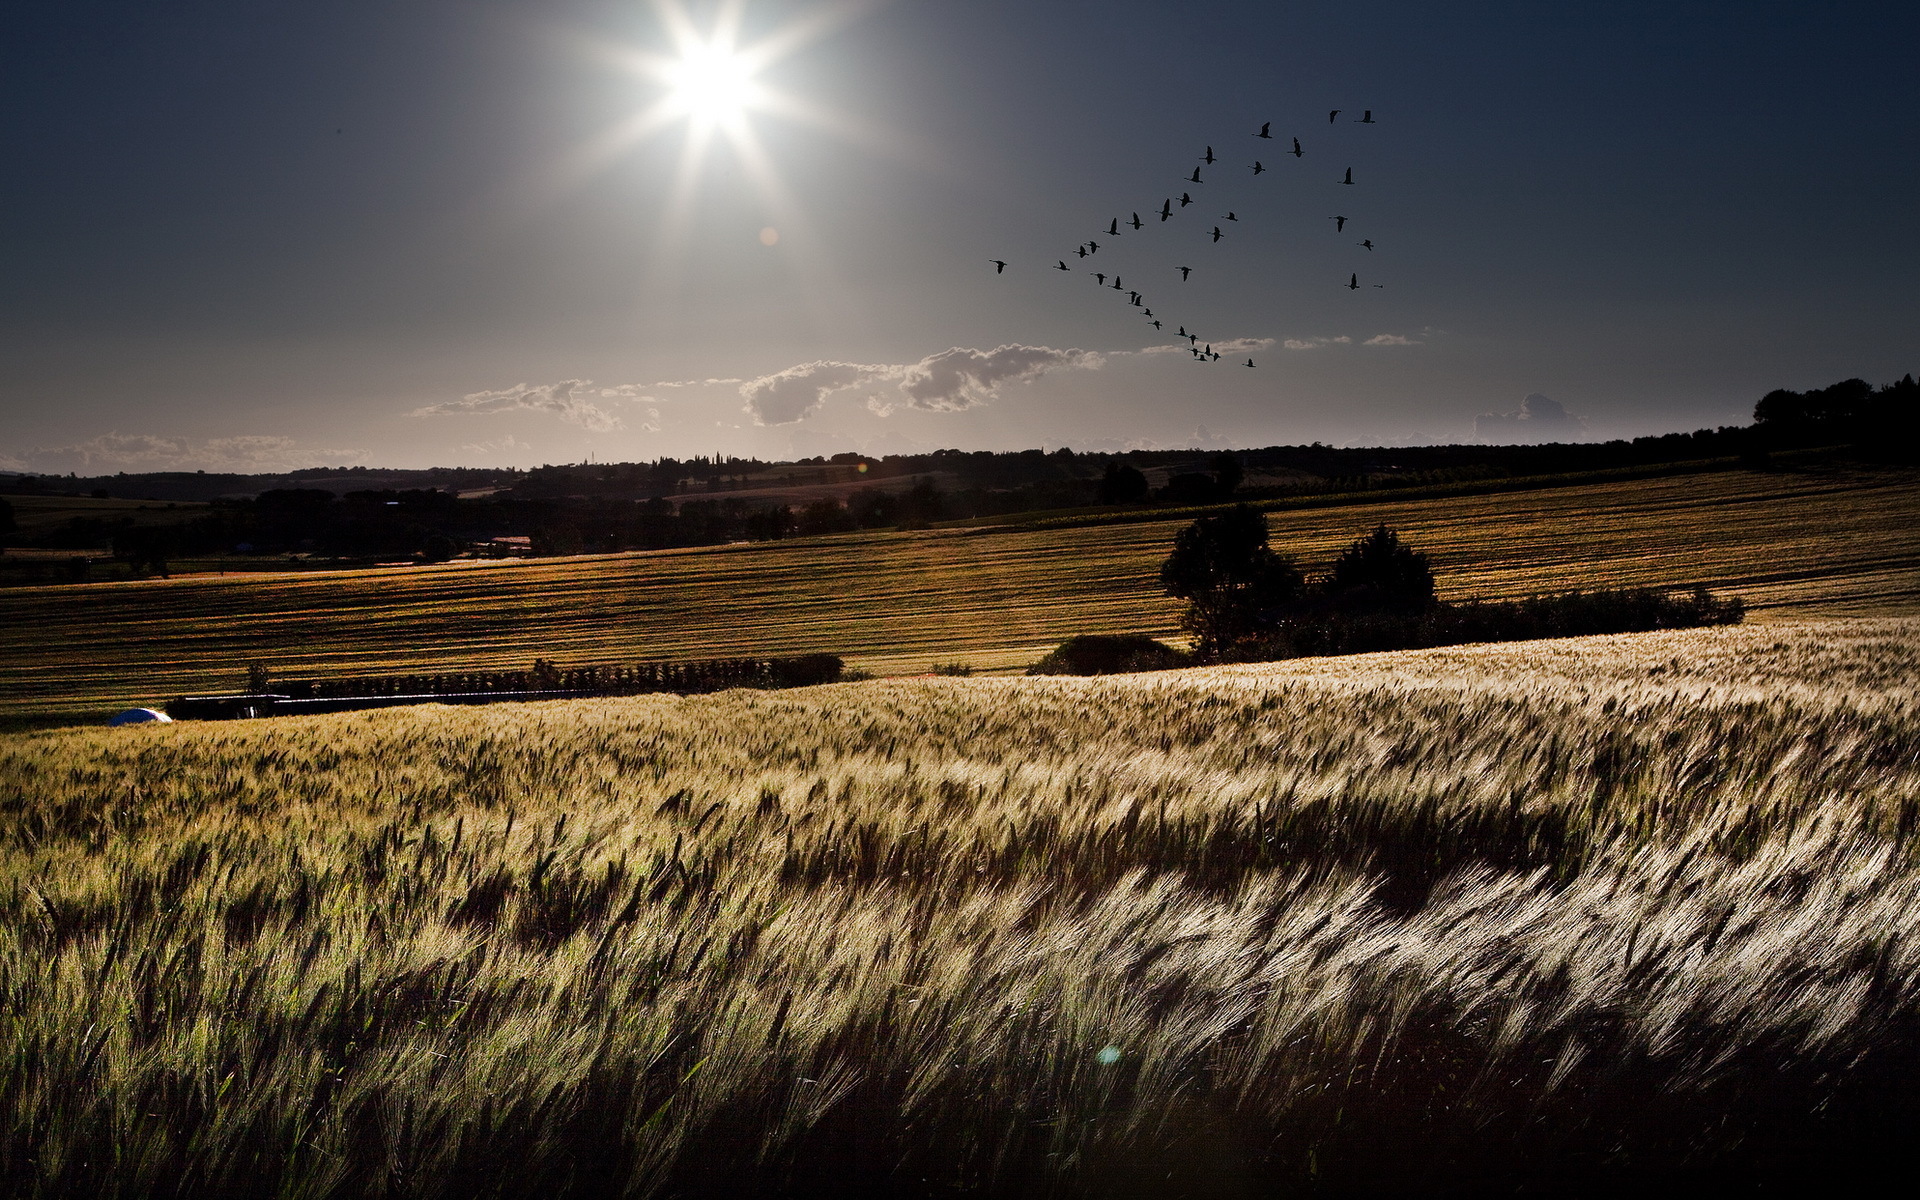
(3, 464, 1917, 720)
(4, 618, 1918, 1196)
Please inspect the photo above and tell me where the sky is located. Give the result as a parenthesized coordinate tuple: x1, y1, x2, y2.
(2, 0, 1917, 473)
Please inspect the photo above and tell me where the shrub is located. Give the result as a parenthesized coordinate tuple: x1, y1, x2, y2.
(1026, 634, 1188, 675)
(1319, 523, 1435, 612)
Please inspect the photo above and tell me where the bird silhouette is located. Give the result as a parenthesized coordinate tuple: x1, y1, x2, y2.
(1107, 218, 1120, 236)
(1205, 343, 1213, 356)
(1076, 246, 1088, 258)
(1177, 266, 1192, 280)
(1211, 349, 1221, 361)
(1179, 192, 1194, 207)
(1129, 212, 1144, 230)
(1251, 161, 1266, 175)
(1203, 146, 1216, 164)
(1341, 167, 1354, 185)
(1223, 212, 1239, 221)
(1256, 121, 1273, 139)
(1329, 109, 1340, 123)
(1159, 199, 1173, 221)
(1087, 239, 1101, 254)
(1142, 307, 1153, 317)
(1245, 358, 1256, 368)
(1056, 260, 1072, 270)
(1179, 326, 1188, 337)
(1358, 110, 1376, 124)
(1188, 167, 1203, 183)
(1151, 319, 1163, 330)
(1189, 333, 1200, 346)
(1129, 291, 1141, 305)
(1347, 273, 1359, 290)
(1330, 215, 1348, 231)
(1290, 137, 1303, 158)
(1112, 277, 1124, 290)
(1091, 272, 1106, 285)
(990, 260, 1007, 273)
(1357, 239, 1374, 251)
(1210, 227, 1224, 242)
(1372, 283, 1385, 288)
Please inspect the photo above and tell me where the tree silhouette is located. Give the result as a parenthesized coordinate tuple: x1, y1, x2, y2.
(1097, 460, 1149, 504)
(1321, 523, 1435, 612)
(1160, 505, 1302, 657)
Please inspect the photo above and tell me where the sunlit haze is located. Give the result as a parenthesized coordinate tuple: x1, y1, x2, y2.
(1, 0, 1915, 473)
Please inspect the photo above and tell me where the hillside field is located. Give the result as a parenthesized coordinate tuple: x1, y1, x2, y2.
(2, 462, 1917, 719)
(3, 619, 1918, 1196)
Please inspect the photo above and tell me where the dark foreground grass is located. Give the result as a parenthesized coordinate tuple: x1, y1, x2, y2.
(3, 620, 1919, 1198)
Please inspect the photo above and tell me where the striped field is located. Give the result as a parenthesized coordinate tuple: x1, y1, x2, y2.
(3, 463, 1917, 719)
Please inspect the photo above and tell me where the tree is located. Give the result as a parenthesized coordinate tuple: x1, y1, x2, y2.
(1208, 452, 1243, 497)
(1097, 460, 1149, 504)
(1159, 505, 1302, 658)
(1321, 523, 1435, 612)
(0, 495, 14, 537)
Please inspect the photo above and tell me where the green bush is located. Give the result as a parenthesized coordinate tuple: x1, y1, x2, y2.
(1026, 634, 1189, 676)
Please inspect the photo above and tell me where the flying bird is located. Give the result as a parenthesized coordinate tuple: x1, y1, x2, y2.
(1056, 260, 1072, 270)
(1358, 110, 1376, 124)
(1256, 121, 1273, 138)
(1203, 146, 1216, 164)
(1223, 211, 1239, 221)
(1357, 239, 1374, 251)
(1112, 276, 1124, 290)
(1129, 291, 1141, 305)
(1373, 283, 1385, 288)
(1251, 161, 1266, 175)
(1189, 332, 1200, 346)
(1341, 167, 1354, 185)
(1189, 167, 1203, 183)
(1329, 109, 1340, 123)
(1290, 137, 1303, 158)
(990, 260, 1007, 273)
(1177, 266, 1192, 280)
(1179, 192, 1194, 207)
(1129, 212, 1144, 230)
(1076, 246, 1088, 258)
(1151, 319, 1163, 330)
(1142, 307, 1153, 317)
(1087, 239, 1101, 253)
(1159, 199, 1172, 221)
(1108, 217, 1121, 236)
(1245, 359, 1256, 368)
(1211, 226, 1224, 242)
(1179, 325, 1188, 337)
(1211, 349, 1221, 361)
(1330, 215, 1348, 231)
(1347, 273, 1360, 290)
(1092, 272, 1106, 285)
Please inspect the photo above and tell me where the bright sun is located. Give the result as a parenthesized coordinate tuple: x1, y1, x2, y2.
(665, 42, 758, 125)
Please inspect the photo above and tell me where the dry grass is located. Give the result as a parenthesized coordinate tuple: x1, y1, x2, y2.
(2, 619, 1917, 1196)
(2, 463, 1917, 719)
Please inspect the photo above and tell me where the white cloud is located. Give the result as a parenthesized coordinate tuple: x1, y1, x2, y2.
(740, 360, 896, 425)
(894, 344, 1104, 413)
(413, 379, 622, 431)
(1282, 336, 1352, 351)
(1364, 333, 1419, 346)
(739, 344, 1105, 425)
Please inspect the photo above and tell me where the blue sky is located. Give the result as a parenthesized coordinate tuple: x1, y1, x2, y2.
(2, 0, 1915, 471)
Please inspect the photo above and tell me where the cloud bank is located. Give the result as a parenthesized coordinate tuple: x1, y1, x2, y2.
(1475, 393, 1589, 443)
(0, 433, 366, 475)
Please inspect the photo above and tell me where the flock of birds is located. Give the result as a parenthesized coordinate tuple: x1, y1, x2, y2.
(990, 108, 1384, 369)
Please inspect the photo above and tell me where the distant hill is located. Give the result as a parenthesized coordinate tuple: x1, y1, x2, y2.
(0, 465, 522, 503)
